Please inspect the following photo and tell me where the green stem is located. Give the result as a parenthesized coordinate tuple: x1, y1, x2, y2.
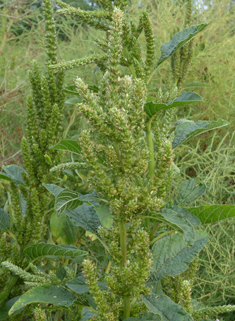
(119, 221, 131, 318)
(150, 232, 170, 245)
(146, 119, 155, 179)
(150, 221, 159, 241)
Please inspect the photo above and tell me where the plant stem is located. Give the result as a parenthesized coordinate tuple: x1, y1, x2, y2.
(146, 119, 155, 179)
(114, 141, 120, 160)
(119, 221, 131, 318)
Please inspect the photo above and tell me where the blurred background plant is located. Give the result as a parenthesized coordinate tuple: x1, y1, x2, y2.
(1, 0, 235, 320)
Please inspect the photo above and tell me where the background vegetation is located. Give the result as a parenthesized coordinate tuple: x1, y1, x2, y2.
(1, 0, 235, 320)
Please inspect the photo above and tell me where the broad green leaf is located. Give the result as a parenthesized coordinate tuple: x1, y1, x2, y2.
(50, 211, 80, 244)
(142, 294, 193, 321)
(187, 205, 235, 224)
(66, 275, 89, 294)
(65, 97, 82, 104)
(171, 206, 201, 227)
(78, 191, 100, 207)
(159, 207, 195, 245)
(144, 92, 202, 118)
(81, 307, 97, 321)
(0, 296, 25, 320)
(176, 179, 206, 205)
(24, 243, 87, 261)
(173, 119, 229, 148)
(0, 208, 10, 232)
(9, 286, 76, 315)
(183, 81, 211, 88)
(42, 183, 64, 197)
(150, 231, 209, 282)
(155, 24, 208, 68)
(96, 204, 113, 228)
(0, 165, 26, 186)
(50, 139, 81, 155)
(55, 190, 82, 215)
(66, 203, 101, 234)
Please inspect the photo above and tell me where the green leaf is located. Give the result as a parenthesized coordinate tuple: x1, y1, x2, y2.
(151, 231, 209, 282)
(0, 165, 26, 186)
(55, 190, 82, 215)
(62, 85, 79, 95)
(176, 179, 206, 205)
(65, 97, 82, 105)
(144, 92, 202, 118)
(50, 139, 81, 155)
(66, 203, 101, 234)
(66, 275, 89, 294)
(9, 286, 76, 315)
(173, 119, 229, 148)
(42, 183, 64, 197)
(78, 191, 100, 207)
(159, 207, 195, 245)
(142, 294, 193, 321)
(96, 204, 113, 228)
(0, 296, 25, 320)
(187, 205, 235, 224)
(0, 208, 10, 232)
(155, 23, 208, 68)
(50, 211, 80, 244)
(24, 243, 87, 261)
(81, 307, 97, 321)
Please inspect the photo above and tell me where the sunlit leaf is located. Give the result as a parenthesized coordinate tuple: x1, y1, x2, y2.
(173, 119, 229, 148)
(24, 243, 87, 261)
(50, 139, 81, 155)
(55, 190, 82, 215)
(9, 286, 76, 315)
(188, 205, 235, 224)
(0, 165, 26, 186)
(142, 294, 193, 321)
(151, 231, 209, 282)
(66, 203, 101, 234)
(145, 92, 202, 118)
(176, 179, 206, 205)
(155, 23, 208, 68)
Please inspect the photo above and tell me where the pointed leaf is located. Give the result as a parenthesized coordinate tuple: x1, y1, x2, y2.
(150, 231, 209, 282)
(155, 23, 208, 68)
(66, 203, 101, 234)
(43, 183, 64, 197)
(142, 294, 193, 321)
(173, 119, 229, 148)
(81, 307, 97, 321)
(50, 211, 80, 244)
(55, 190, 82, 215)
(62, 85, 79, 95)
(0, 208, 10, 232)
(24, 243, 87, 261)
(159, 207, 195, 245)
(50, 139, 81, 155)
(176, 179, 206, 205)
(66, 275, 89, 294)
(145, 92, 202, 118)
(9, 286, 76, 315)
(1, 165, 26, 186)
(187, 205, 235, 224)
(0, 296, 25, 320)
(65, 97, 82, 104)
